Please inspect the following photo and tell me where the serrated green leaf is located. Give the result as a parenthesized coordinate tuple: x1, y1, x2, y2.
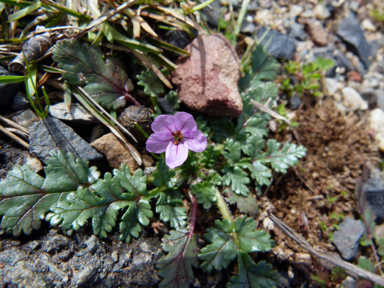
(0, 150, 97, 236)
(239, 44, 280, 91)
(358, 256, 375, 273)
(199, 219, 237, 273)
(228, 251, 280, 288)
(256, 139, 307, 173)
(234, 217, 273, 253)
(47, 163, 150, 241)
(201, 145, 220, 168)
(137, 69, 164, 97)
(164, 90, 180, 111)
(239, 162, 271, 186)
(119, 198, 153, 242)
(247, 82, 278, 104)
(210, 118, 236, 142)
(243, 115, 269, 138)
(226, 188, 258, 215)
(201, 170, 222, 186)
(156, 190, 187, 229)
(52, 40, 131, 109)
(191, 182, 217, 209)
(223, 139, 242, 165)
(222, 166, 250, 196)
(153, 158, 177, 189)
(157, 230, 199, 288)
(196, 116, 211, 139)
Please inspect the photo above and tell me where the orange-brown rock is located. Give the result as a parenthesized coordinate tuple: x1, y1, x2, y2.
(91, 133, 139, 172)
(171, 34, 243, 117)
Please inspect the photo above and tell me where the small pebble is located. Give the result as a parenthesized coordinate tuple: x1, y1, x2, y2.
(111, 251, 119, 263)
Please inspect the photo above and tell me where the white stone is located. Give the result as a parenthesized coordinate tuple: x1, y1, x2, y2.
(368, 108, 384, 152)
(323, 78, 339, 96)
(361, 19, 376, 32)
(289, 4, 303, 18)
(50, 103, 96, 122)
(11, 109, 40, 128)
(314, 3, 331, 19)
(341, 87, 368, 110)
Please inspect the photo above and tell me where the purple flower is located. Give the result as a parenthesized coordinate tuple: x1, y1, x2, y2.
(146, 112, 207, 169)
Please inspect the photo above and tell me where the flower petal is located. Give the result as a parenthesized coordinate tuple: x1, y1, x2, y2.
(146, 132, 173, 153)
(151, 114, 177, 133)
(174, 112, 198, 134)
(165, 141, 189, 169)
(184, 130, 207, 152)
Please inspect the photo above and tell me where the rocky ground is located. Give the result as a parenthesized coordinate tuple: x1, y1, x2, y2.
(1, 0, 384, 287)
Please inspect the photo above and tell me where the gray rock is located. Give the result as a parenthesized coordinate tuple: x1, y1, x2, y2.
(377, 90, 384, 110)
(29, 116, 103, 162)
(334, 51, 354, 71)
(361, 89, 377, 106)
(363, 177, 384, 221)
(333, 217, 365, 260)
(289, 22, 307, 41)
(42, 234, 69, 253)
(240, 20, 256, 33)
(202, 0, 223, 27)
(0, 248, 26, 266)
(157, 97, 173, 114)
(337, 14, 371, 69)
(11, 92, 29, 111)
(289, 92, 301, 110)
(256, 27, 296, 60)
(49, 103, 97, 123)
(85, 235, 100, 254)
(74, 265, 97, 287)
(370, 40, 380, 59)
(26, 240, 40, 251)
(372, 61, 384, 75)
(341, 276, 357, 288)
(0, 66, 22, 107)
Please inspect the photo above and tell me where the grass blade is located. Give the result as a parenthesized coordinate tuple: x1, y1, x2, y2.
(0, 75, 25, 83)
(8, 0, 41, 22)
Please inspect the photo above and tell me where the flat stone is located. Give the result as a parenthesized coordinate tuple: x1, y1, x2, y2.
(171, 34, 243, 117)
(29, 116, 103, 162)
(363, 177, 384, 221)
(256, 27, 296, 59)
(49, 103, 97, 123)
(337, 13, 371, 69)
(314, 3, 331, 19)
(74, 265, 97, 287)
(201, 0, 222, 27)
(91, 132, 139, 172)
(341, 276, 357, 288)
(11, 109, 40, 128)
(289, 4, 303, 18)
(289, 22, 307, 41)
(333, 217, 364, 260)
(341, 87, 368, 110)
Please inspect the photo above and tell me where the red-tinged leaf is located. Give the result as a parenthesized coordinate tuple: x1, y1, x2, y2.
(157, 229, 199, 288)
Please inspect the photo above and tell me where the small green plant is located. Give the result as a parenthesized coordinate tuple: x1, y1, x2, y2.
(372, 8, 384, 22)
(0, 40, 306, 287)
(281, 57, 334, 98)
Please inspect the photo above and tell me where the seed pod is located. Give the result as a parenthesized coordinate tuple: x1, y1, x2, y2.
(9, 32, 53, 72)
(118, 105, 153, 143)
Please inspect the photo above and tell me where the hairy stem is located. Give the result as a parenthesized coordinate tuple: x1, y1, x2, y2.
(215, 189, 232, 223)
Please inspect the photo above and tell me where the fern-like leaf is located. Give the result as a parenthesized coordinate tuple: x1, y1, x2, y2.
(0, 150, 98, 236)
(157, 230, 199, 288)
(228, 251, 280, 288)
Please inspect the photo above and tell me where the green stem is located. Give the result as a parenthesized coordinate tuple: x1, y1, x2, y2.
(215, 189, 233, 223)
